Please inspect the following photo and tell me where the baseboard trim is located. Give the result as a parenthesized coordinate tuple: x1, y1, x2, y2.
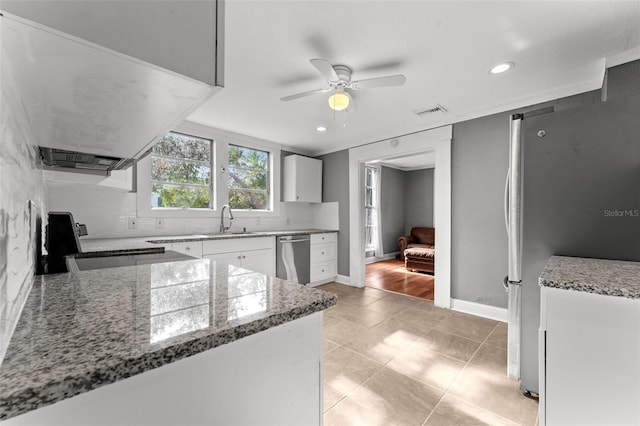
(335, 274, 351, 285)
(450, 298, 508, 323)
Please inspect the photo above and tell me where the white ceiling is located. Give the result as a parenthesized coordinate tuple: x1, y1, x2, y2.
(188, 0, 640, 156)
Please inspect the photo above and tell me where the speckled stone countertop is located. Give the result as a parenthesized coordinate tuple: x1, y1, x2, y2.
(0, 259, 337, 420)
(539, 256, 640, 299)
(80, 229, 338, 252)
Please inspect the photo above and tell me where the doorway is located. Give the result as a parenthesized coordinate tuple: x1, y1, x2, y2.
(348, 125, 452, 308)
(362, 155, 436, 300)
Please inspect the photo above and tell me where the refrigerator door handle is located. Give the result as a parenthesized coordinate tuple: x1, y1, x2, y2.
(507, 114, 524, 283)
(504, 169, 510, 233)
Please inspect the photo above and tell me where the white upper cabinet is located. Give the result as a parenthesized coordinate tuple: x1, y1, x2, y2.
(283, 155, 322, 203)
(0, 2, 223, 160)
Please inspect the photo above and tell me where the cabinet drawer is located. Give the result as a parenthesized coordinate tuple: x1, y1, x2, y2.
(171, 241, 203, 258)
(203, 236, 274, 255)
(310, 243, 336, 262)
(310, 261, 337, 282)
(310, 233, 337, 245)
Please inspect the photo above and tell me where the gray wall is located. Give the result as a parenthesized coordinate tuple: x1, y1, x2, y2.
(451, 90, 602, 307)
(404, 168, 434, 234)
(603, 59, 640, 101)
(317, 60, 638, 299)
(379, 166, 406, 255)
(317, 150, 350, 276)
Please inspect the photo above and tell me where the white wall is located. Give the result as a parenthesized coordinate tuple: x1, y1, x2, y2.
(0, 56, 47, 365)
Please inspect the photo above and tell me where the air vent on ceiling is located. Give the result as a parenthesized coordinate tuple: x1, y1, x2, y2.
(414, 105, 447, 117)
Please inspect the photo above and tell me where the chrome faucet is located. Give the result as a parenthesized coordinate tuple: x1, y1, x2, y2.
(219, 204, 234, 233)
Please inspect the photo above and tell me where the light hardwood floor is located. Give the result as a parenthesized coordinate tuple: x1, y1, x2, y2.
(366, 258, 434, 300)
(318, 282, 539, 426)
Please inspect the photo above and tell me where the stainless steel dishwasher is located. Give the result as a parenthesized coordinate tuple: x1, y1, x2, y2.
(276, 235, 310, 284)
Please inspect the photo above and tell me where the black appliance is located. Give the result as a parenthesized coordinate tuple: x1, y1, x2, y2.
(45, 211, 87, 274)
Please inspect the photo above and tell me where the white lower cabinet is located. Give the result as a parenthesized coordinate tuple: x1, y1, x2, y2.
(309, 233, 337, 285)
(4, 312, 324, 426)
(203, 237, 275, 277)
(204, 248, 274, 277)
(539, 286, 640, 426)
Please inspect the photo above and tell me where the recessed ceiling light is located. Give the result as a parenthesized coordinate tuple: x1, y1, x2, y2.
(316, 126, 327, 132)
(489, 62, 515, 74)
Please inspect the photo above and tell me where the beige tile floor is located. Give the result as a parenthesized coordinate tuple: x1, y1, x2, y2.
(318, 283, 539, 426)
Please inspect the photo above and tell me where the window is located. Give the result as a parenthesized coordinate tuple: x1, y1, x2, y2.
(364, 165, 379, 252)
(228, 144, 270, 210)
(150, 132, 213, 209)
(137, 123, 280, 218)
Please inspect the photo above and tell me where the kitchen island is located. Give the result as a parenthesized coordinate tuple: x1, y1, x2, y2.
(0, 258, 336, 425)
(538, 256, 640, 426)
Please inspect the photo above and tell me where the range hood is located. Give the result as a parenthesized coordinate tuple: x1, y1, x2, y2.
(1, 11, 221, 174)
(38, 147, 134, 176)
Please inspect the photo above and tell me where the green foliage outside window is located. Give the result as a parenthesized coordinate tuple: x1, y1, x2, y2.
(150, 133, 270, 211)
(228, 145, 269, 210)
(151, 133, 211, 209)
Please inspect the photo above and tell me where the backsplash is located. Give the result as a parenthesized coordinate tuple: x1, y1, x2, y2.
(46, 183, 338, 239)
(0, 71, 46, 365)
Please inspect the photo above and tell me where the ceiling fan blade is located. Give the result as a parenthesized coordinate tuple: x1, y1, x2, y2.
(350, 74, 406, 90)
(280, 88, 329, 102)
(310, 58, 339, 82)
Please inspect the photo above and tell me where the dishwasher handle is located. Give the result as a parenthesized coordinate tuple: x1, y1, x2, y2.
(278, 235, 310, 243)
(279, 238, 310, 243)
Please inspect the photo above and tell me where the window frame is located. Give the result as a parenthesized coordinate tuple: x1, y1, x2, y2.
(227, 143, 271, 211)
(364, 164, 382, 257)
(149, 131, 215, 210)
(137, 121, 280, 218)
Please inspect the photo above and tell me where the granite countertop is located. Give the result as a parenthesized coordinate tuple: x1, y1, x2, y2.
(539, 256, 640, 299)
(0, 259, 337, 420)
(80, 229, 338, 252)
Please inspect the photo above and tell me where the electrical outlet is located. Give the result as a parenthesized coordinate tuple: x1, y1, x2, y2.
(128, 217, 137, 229)
(286, 217, 290, 226)
(155, 218, 164, 229)
(256, 217, 261, 226)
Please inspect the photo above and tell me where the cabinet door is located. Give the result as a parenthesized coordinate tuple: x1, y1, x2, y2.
(284, 155, 322, 203)
(310, 261, 337, 283)
(310, 243, 336, 263)
(204, 252, 243, 268)
(242, 249, 275, 276)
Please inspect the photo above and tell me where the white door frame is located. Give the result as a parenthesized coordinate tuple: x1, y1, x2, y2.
(348, 125, 452, 308)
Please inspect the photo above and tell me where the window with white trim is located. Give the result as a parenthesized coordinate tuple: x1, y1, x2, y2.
(137, 125, 279, 218)
(364, 165, 379, 253)
(228, 144, 270, 210)
(150, 132, 213, 209)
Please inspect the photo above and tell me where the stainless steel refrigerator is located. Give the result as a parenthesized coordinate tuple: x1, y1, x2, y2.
(505, 94, 640, 394)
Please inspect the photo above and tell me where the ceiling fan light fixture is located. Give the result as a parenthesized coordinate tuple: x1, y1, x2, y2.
(328, 91, 350, 111)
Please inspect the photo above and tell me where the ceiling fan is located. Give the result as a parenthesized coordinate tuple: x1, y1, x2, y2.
(280, 58, 406, 111)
